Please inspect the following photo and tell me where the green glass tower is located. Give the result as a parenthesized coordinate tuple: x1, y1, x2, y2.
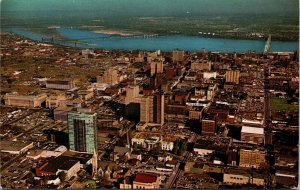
(68, 111, 97, 153)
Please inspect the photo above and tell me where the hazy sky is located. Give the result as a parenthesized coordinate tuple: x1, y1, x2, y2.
(2, 0, 299, 18)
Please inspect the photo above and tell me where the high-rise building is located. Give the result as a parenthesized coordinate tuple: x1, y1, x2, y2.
(140, 96, 151, 123)
(154, 93, 164, 125)
(239, 149, 266, 168)
(140, 92, 164, 125)
(147, 50, 164, 63)
(97, 67, 121, 85)
(150, 61, 163, 76)
(68, 110, 97, 154)
(225, 70, 240, 84)
(125, 85, 140, 105)
(172, 50, 184, 63)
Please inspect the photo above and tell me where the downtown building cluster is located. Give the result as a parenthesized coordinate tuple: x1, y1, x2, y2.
(0, 34, 299, 189)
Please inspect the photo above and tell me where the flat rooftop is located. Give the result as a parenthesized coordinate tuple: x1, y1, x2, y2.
(41, 156, 79, 173)
(241, 126, 264, 135)
(62, 150, 93, 163)
(54, 106, 73, 112)
(0, 141, 33, 152)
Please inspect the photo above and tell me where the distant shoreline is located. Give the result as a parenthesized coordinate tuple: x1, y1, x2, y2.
(2, 26, 299, 42)
(93, 30, 133, 36)
(1, 31, 298, 53)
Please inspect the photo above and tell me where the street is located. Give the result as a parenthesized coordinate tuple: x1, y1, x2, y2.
(166, 133, 198, 188)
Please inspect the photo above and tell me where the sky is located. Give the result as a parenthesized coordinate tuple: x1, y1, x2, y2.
(1, 0, 299, 18)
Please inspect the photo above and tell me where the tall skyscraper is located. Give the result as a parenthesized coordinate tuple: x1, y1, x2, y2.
(140, 92, 164, 125)
(68, 110, 97, 153)
(140, 96, 151, 123)
(125, 85, 140, 105)
(150, 61, 163, 76)
(225, 69, 240, 84)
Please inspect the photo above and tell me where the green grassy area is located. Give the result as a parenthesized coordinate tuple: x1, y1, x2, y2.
(271, 97, 298, 112)
(84, 179, 96, 189)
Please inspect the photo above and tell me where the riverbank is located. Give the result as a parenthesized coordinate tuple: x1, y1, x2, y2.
(2, 29, 299, 53)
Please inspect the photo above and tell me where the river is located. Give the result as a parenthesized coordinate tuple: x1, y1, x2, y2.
(6, 27, 299, 53)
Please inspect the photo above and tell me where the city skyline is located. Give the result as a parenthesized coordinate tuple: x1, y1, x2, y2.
(0, 1, 299, 189)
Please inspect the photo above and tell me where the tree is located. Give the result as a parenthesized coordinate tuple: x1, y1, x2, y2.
(86, 181, 97, 189)
(132, 143, 140, 150)
(178, 141, 187, 156)
(58, 171, 67, 182)
(172, 139, 180, 155)
(172, 139, 187, 156)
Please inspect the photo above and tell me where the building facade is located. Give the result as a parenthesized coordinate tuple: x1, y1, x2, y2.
(150, 61, 163, 76)
(46, 79, 75, 90)
(191, 61, 212, 71)
(68, 111, 97, 153)
(203, 72, 217, 79)
(226, 70, 240, 84)
(202, 118, 216, 135)
(241, 126, 264, 144)
(140, 93, 164, 125)
(223, 169, 250, 185)
(54, 106, 73, 122)
(125, 85, 140, 105)
(239, 149, 266, 168)
(189, 109, 203, 120)
(46, 93, 68, 108)
(4, 93, 47, 108)
(161, 141, 174, 151)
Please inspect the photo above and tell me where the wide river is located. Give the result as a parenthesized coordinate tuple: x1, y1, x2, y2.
(7, 27, 299, 53)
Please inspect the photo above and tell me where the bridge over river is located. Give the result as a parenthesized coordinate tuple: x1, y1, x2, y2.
(264, 35, 272, 54)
